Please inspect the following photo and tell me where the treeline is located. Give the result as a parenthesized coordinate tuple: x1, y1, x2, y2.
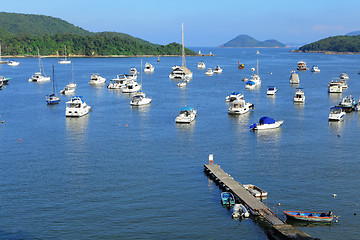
(299, 35, 360, 52)
(0, 33, 197, 56)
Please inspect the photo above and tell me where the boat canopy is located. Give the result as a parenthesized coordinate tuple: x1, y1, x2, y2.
(268, 86, 275, 90)
(247, 81, 255, 85)
(259, 116, 275, 124)
(179, 107, 194, 112)
(72, 96, 84, 103)
(330, 107, 342, 110)
(231, 91, 240, 95)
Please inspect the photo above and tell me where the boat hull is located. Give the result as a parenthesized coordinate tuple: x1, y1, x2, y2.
(284, 211, 333, 222)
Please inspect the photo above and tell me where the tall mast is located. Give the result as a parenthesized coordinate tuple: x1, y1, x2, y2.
(64, 45, 67, 61)
(182, 23, 186, 68)
(37, 47, 41, 72)
(52, 65, 55, 94)
(140, 58, 143, 89)
(257, 59, 259, 75)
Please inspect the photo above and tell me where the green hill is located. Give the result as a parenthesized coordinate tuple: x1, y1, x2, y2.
(298, 35, 360, 53)
(0, 12, 197, 56)
(219, 35, 286, 48)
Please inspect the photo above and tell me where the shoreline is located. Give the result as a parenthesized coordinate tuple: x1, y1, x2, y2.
(290, 50, 360, 55)
(2, 54, 214, 58)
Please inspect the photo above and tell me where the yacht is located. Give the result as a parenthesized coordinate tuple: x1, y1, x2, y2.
(245, 59, 261, 89)
(58, 45, 71, 64)
(337, 95, 356, 112)
(225, 92, 244, 102)
(228, 99, 254, 115)
(250, 116, 283, 130)
(89, 73, 106, 85)
(129, 67, 138, 76)
(107, 75, 130, 89)
(175, 107, 197, 123)
(311, 66, 320, 72)
(7, 61, 19, 66)
(267, 86, 277, 95)
(197, 61, 206, 69)
(339, 73, 349, 80)
(328, 81, 342, 93)
(214, 65, 223, 74)
(144, 63, 154, 73)
(122, 80, 141, 93)
(289, 70, 300, 84)
(294, 88, 305, 103)
(340, 79, 348, 89)
(60, 83, 76, 95)
(65, 96, 91, 117)
(297, 60, 307, 70)
(328, 107, 345, 121)
(205, 68, 214, 76)
(29, 48, 50, 82)
(130, 90, 152, 106)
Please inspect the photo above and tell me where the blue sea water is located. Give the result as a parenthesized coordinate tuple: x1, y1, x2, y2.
(0, 47, 359, 239)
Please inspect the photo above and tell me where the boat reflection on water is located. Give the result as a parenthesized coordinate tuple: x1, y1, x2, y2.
(65, 114, 90, 143)
(285, 218, 333, 228)
(228, 112, 251, 132)
(329, 92, 343, 104)
(267, 94, 276, 104)
(254, 127, 282, 144)
(175, 120, 196, 133)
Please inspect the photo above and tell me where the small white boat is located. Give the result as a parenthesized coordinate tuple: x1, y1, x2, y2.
(267, 86, 277, 95)
(129, 67, 138, 77)
(214, 65, 223, 74)
(328, 81, 342, 93)
(175, 107, 197, 123)
(7, 61, 19, 66)
(297, 60, 307, 70)
(225, 92, 244, 102)
(89, 73, 106, 85)
(65, 96, 91, 117)
(250, 116, 283, 130)
(290, 70, 300, 84)
(130, 90, 151, 106)
(122, 80, 141, 93)
(245, 81, 256, 90)
(177, 81, 187, 87)
(243, 184, 268, 198)
(205, 68, 214, 76)
(60, 83, 76, 95)
(197, 61, 206, 69)
(340, 79, 348, 89)
(328, 107, 345, 121)
(294, 88, 305, 103)
(311, 65, 320, 72)
(29, 48, 50, 82)
(144, 63, 154, 73)
(339, 72, 349, 80)
(58, 45, 71, 64)
(228, 99, 254, 115)
(169, 66, 193, 80)
(232, 204, 250, 218)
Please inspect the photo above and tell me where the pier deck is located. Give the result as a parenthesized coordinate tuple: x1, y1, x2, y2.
(204, 164, 314, 240)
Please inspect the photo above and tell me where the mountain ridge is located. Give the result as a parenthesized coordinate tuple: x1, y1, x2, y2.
(219, 35, 286, 48)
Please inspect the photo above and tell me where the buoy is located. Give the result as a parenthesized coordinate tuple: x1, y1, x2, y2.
(354, 213, 357, 216)
(335, 220, 338, 223)
(333, 194, 337, 197)
(1, 120, 4, 124)
(278, 203, 281, 206)
(126, 124, 128, 127)
(18, 139, 21, 142)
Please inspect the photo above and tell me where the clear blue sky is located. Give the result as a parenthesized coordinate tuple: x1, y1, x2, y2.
(2, 0, 360, 46)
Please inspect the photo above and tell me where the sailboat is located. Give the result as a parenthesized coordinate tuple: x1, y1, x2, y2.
(130, 59, 152, 106)
(169, 23, 192, 80)
(58, 45, 71, 64)
(29, 47, 50, 82)
(60, 63, 77, 95)
(0, 45, 8, 64)
(46, 65, 61, 104)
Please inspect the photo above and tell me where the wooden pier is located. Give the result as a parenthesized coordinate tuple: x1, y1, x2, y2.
(204, 163, 314, 240)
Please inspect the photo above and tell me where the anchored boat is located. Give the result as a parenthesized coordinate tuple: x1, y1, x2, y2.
(250, 116, 283, 130)
(284, 211, 334, 222)
(221, 192, 235, 207)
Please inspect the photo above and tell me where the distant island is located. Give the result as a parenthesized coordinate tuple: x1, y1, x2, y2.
(219, 35, 286, 48)
(293, 35, 360, 54)
(0, 12, 197, 57)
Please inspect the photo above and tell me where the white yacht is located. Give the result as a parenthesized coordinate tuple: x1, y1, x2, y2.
(175, 107, 197, 123)
(89, 73, 106, 85)
(294, 88, 305, 103)
(311, 66, 320, 72)
(340, 79, 348, 89)
(107, 75, 131, 89)
(225, 92, 244, 102)
(205, 68, 214, 76)
(250, 117, 284, 130)
(7, 61, 19, 66)
(130, 90, 152, 106)
(337, 95, 356, 111)
(122, 80, 141, 93)
(60, 83, 76, 95)
(129, 67, 138, 78)
(339, 73, 349, 80)
(29, 48, 50, 82)
(65, 96, 91, 117)
(297, 60, 307, 70)
(267, 86, 277, 95)
(228, 99, 254, 115)
(289, 70, 300, 84)
(214, 65, 223, 74)
(245, 60, 261, 90)
(144, 63, 154, 73)
(328, 107, 345, 121)
(58, 45, 71, 64)
(197, 61, 206, 69)
(328, 81, 342, 93)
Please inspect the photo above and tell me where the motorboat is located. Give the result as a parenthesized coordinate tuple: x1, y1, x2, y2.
(243, 184, 268, 198)
(289, 70, 300, 84)
(130, 90, 151, 106)
(175, 107, 197, 123)
(214, 65, 223, 74)
(89, 73, 106, 85)
(107, 75, 130, 89)
(7, 61, 19, 66)
(225, 92, 244, 102)
(29, 48, 50, 82)
(328, 81, 342, 93)
(65, 96, 91, 117)
(197, 61, 206, 69)
(129, 67, 138, 76)
(46, 65, 60, 105)
(60, 83, 76, 95)
(220, 192, 235, 207)
(297, 60, 307, 70)
(267, 86, 277, 95)
(58, 45, 71, 64)
(250, 116, 283, 130)
(245, 81, 256, 90)
(294, 88, 305, 103)
(232, 204, 249, 218)
(311, 65, 320, 72)
(122, 80, 141, 93)
(283, 211, 334, 222)
(337, 95, 356, 112)
(144, 63, 154, 73)
(177, 81, 187, 87)
(339, 72, 349, 80)
(205, 68, 214, 76)
(0, 75, 11, 84)
(228, 99, 254, 115)
(238, 62, 244, 69)
(340, 79, 348, 89)
(328, 107, 345, 121)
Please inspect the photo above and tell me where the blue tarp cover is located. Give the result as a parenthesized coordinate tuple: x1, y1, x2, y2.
(259, 116, 275, 124)
(231, 92, 240, 95)
(247, 81, 255, 85)
(180, 107, 194, 111)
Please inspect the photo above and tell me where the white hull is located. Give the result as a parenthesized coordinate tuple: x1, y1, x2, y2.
(122, 83, 141, 93)
(294, 97, 305, 103)
(8, 61, 19, 66)
(328, 113, 345, 121)
(252, 120, 283, 130)
(66, 106, 90, 117)
(175, 109, 197, 124)
(58, 60, 71, 64)
(130, 97, 151, 106)
(29, 75, 50, 82)
(169, 72, 193, 80)
(228, 102, 254, 115)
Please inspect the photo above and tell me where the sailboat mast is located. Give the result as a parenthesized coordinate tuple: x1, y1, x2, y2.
(72, 63, 74, 83)
(182, 23, 186, 68)
(64, 45, 67, 61)
(257, 59, 259, 75)
(140, 58, 143, 88)
(52, 64, 55, 94)
(37, 47, 41, 72)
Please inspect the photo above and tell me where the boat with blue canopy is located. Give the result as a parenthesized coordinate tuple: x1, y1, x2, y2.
(225, 92, 244, 102)
(284, 211, 333, 222)
(221, 192, 235, 207)
(250, 116, 283, 130)
(175, 107, 197, 123)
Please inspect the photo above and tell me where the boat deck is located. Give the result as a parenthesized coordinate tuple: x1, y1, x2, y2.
(204, 164, 314, 239)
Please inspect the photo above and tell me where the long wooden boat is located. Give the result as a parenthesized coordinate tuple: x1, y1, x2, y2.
(283, 211, 333, 222)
